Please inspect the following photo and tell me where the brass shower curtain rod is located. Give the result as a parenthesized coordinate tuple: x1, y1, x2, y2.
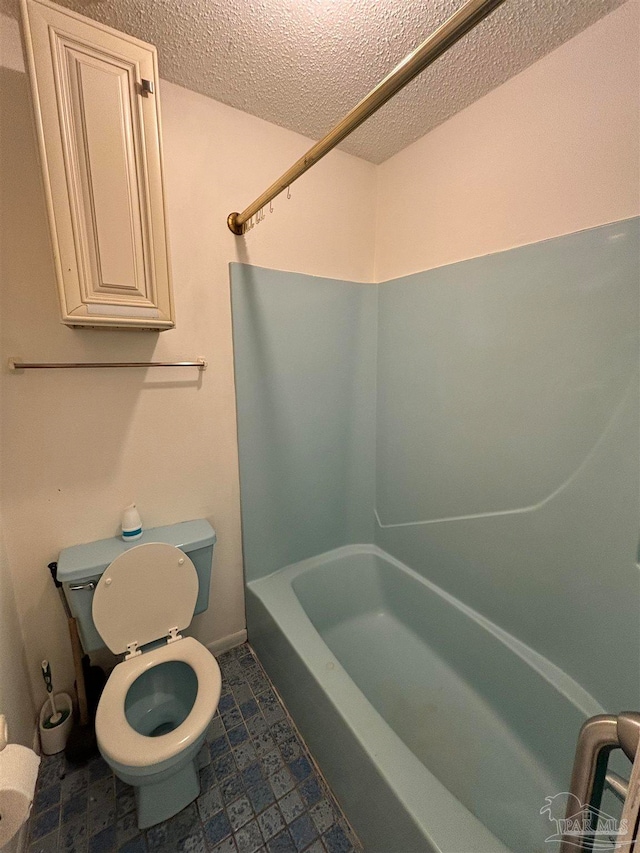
(227, 0, 506, 235)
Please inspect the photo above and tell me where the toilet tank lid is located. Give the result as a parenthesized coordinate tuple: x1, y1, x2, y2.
(57, 520, 216, 584)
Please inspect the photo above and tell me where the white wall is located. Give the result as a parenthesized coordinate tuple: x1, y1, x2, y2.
(0, 519, 35, 748)
(0, 13, 375, 703)
(375, 0, 640, 281)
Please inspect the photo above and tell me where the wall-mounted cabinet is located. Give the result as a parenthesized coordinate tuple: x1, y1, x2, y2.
(20, 0, 175, 330)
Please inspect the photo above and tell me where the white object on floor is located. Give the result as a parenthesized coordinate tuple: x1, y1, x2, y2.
(38, 693, 73, 755)
(0, 739, 40, 847)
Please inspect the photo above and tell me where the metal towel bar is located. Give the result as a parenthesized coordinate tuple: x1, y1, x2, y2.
(8, 358, 207, 371)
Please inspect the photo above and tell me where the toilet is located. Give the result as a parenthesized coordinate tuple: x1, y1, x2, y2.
(57, 521, 222, 828)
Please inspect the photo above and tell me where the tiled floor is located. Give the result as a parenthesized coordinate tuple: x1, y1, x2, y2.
(27, 644, 361, 853)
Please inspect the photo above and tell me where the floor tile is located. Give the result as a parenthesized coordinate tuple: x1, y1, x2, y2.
(213, 750, 237, 781)
(232, 684, 254, 706)
(222, 707, 243, 731)
(197, 744, 211, 770)
(210, 733, 231, 758)
(29, 831, 60, 853)
(289, 813, 317, 852)
(234, 741, 258, 770)
(245, 714, 268, 740)
(228, 723, 249, 748)
(58, 814, 88, 852)
(199, 764, 216, 792)
(239, 698, 259, 720)
(257, 804, 285, 842)
(177, 826, 207, 853)
(247, 780, 275, 815)
(165, 802, 200, 844)
(116, 812, 139, 846)
(298, 777, 322, 809)
(288, 757, 312, 784)
(268, 767, 295, 800)
(61, 769, 88, 801)
(87, 758, 111, 784)
(208, 836, 238, 853)
(219, 694, 237, 714)
(309, 799, 335, 836)
(204, 809, 233, 846)
(234, 819, 263, 853)
(118, 837, 146, 853)
(241, 761, 265, 790)
(115, 788, 136, 818)
(221, 773, 245, 805)
(196, 784, 224, 822)
(266, 830, 296, 853)
(88, 801, 116, 837)
(30, 805, 61, 841)
(322, 824, 353, 853)
(207, 716, 225, 741)
(227, 795, 254, 831)
(34, 782, 62, 814)
(38, 756, 66, 791)
(277, 790, 305, 826)
(261, 749, 284, 777)
(88, 825, 116, 853)
(26, 643, 360, 853)
(88, 777, 115, 811)
(62, 791, 87, 824)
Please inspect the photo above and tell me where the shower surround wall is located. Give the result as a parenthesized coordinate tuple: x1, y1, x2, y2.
(231, 266, 377, 579)
(232, 216, 640, 716)
(375, 219, 640, 711)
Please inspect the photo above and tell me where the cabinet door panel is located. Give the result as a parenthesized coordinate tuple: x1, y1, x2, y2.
(68, 49, 147, 297)
(21, 0, 174, 329)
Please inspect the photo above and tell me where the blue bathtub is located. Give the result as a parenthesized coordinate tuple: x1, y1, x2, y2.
(246, 545, 604, 852)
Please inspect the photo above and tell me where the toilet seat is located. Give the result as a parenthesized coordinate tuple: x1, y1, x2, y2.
(92, 543, 199, 657)
(96, 636, 221, 768)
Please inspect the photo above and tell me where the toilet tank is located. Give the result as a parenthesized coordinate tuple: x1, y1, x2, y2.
(57, 520, 216, 652)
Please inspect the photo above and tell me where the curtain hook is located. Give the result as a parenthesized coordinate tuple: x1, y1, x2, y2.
(287, 185, 291, 200)
(269, 200, 273, 214)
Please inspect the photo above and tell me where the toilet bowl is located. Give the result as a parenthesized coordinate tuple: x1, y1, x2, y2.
(91, 542, 222, 828)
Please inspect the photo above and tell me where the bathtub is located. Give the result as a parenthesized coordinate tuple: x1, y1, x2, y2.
(246, 544, 604, 853)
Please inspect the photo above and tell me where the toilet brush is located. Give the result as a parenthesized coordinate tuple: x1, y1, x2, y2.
(41, 660, 60, 724)
(40, 660, 70, 727)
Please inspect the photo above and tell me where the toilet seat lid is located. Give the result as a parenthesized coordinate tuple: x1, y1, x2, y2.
(92, 542, 198, 655)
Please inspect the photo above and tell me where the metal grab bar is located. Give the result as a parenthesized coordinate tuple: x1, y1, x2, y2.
(561, 712, 640, 853)
(606, 771, 630, 803)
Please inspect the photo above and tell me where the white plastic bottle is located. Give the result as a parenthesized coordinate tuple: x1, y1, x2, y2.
(121, 504, 143, 541)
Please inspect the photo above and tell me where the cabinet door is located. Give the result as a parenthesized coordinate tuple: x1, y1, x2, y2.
(21, 0, 175, 329)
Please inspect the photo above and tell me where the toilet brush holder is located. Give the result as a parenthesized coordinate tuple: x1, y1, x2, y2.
(39, 692, 73, 755)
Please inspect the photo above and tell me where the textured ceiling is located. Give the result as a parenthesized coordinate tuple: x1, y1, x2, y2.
(7, 0, 628, 162)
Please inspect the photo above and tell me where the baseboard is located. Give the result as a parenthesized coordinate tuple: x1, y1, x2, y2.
(206, 629, 247, 657)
